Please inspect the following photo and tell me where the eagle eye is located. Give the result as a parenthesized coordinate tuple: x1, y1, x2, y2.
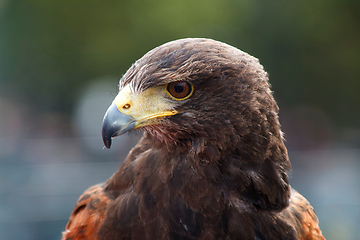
(166, 81, 193, 100)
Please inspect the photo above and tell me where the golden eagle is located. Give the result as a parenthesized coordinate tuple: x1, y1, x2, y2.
(62, 38, 325, 240)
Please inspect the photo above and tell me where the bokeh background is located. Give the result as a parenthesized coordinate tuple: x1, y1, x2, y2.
(1, 0, 359, 239)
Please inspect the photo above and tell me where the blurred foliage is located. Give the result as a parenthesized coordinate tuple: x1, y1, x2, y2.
(0, 0, 359, 128)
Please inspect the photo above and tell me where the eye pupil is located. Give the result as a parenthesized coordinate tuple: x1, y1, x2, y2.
(174, 84, 184, 93)
(167, 81, 193, 100)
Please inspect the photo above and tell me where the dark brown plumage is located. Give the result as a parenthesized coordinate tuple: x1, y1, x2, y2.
(62, 38, 325, 240)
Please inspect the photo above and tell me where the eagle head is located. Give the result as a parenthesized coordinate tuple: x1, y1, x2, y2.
(102, 38, 282, 158)
(101, 38, 291, 210)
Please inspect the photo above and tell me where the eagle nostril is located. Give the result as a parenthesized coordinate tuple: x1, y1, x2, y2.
(123, 104, 131, 109)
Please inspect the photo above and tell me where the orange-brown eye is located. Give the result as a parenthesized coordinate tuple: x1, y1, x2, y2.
(167, 81, 193, 100)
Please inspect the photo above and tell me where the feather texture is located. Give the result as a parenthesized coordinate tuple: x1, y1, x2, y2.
(62, 38, 325, 240)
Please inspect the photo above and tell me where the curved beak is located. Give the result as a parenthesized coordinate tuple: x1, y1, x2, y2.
(101, 103, 135, 149)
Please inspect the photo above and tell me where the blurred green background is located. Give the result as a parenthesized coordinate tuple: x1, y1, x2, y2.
(0, 0, 359, 239)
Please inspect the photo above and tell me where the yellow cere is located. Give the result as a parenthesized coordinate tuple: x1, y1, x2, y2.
(112, 84, 178, 127)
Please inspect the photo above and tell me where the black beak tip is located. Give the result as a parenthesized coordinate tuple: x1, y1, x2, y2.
(103, 136, 112, 149)
(102, 124, 112, 149)
(104, 140, 112, 149)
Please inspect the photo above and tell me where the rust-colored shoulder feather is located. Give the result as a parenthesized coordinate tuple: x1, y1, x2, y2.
(284, 189, 325, 240)
(62, 184, 110, 240)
